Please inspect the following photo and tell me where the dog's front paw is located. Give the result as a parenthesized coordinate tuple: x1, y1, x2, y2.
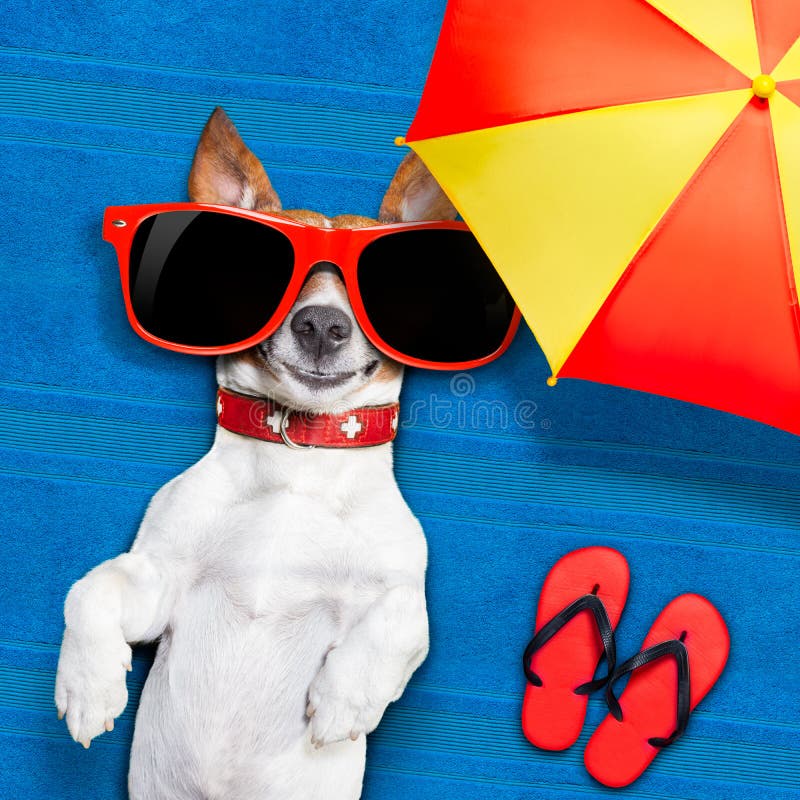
(54, 627, 131, 748)
(306, 653, 386, 747)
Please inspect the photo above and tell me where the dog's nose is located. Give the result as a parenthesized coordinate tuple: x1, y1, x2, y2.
(290, 305, 352, 358)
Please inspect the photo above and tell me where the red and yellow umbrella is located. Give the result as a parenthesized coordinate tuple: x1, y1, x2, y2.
(403, 0, 800, 434)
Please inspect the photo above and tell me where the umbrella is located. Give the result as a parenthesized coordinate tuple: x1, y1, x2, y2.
(401, 0, 800, 435)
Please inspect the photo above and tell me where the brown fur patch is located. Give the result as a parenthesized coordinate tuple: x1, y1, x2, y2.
(332, 214, 376, 229)
(278, 208, 332, 227)
(296, 269, 349, 305)
(274, 210, 377, 230)
(235, 346, 278, 374)
(371, 359, 403, 383)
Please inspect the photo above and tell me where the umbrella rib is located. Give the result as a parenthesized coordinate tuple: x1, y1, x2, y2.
(766, 95, 800, 370)
(773, 37, 800, 83)
(644, 0, 761, 79)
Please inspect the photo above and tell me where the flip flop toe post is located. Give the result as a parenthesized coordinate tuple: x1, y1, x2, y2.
(522, 547, 630, 751)
(584, 593, 730, 787)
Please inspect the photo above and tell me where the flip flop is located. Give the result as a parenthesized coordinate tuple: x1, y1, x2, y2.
(584, 593, 730, 787)
(522, 546, 629, 750)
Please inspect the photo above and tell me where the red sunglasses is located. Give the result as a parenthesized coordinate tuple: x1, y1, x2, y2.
(103, 202, 520, 370)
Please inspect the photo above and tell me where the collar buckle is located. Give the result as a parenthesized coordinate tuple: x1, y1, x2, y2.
(279, 407, 315, 450)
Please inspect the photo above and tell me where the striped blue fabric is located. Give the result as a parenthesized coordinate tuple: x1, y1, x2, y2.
(1, 2, 798, 798)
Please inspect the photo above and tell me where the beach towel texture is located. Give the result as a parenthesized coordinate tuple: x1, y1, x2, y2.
(1, 2, 798, 797)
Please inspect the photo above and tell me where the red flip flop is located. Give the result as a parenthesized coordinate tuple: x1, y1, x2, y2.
(522, 547, 630, 750)
(584, 593, 730, 787)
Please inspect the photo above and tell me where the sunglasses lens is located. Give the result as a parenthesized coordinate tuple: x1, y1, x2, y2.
(357, 229, 515, 363)
(128, 210, 294, 348)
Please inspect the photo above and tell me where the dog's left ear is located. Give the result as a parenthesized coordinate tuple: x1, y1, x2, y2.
(378, 152, 458, 223)
(188, 107, 282, 212)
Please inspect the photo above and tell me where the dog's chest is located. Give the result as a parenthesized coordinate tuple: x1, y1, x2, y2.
(197, 481, 388, 626)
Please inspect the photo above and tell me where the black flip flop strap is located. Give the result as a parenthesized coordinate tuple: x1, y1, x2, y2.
(604, 637, 691, 748)
(522, 593, 617, 695)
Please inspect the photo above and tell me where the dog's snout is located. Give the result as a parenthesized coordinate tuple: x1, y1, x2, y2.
(290, 305, 352, 358)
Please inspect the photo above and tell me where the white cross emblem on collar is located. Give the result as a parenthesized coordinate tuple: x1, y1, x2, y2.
(265, 411, 282, 434)
(340, 414, 363, 439)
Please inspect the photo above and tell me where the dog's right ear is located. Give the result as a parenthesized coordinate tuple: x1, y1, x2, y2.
(378, 152, 458, 223)
(188, 107, 282, 212)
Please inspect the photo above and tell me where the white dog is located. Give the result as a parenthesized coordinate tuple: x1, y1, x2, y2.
(55, 107, 458, 799)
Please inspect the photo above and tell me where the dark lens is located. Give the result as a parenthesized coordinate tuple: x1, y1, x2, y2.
(128, 210, 294, 348)
(357, 229, 515, 363)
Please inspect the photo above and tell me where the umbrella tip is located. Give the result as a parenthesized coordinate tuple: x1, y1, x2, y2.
(394, 136, 407, 147)
(752, 74, 776, 99)
(546, 375, 558, 387)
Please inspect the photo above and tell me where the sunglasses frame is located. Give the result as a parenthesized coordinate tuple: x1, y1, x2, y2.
(103, 202, 521, 370)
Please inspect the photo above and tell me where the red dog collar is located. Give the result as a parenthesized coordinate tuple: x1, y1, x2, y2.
(216, 387, 400, 449)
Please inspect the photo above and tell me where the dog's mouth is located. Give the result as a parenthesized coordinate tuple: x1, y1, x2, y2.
(283, 363, 358, 387)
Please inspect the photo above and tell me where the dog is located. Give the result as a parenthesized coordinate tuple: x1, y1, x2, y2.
(55, 106, 459, 799)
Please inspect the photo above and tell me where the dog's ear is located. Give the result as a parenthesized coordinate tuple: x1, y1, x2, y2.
(188, 107, 282, 212)
(378, 152, 458, 223)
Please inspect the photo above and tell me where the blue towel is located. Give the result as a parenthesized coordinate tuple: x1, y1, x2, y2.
(1, 1, 799, 798)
